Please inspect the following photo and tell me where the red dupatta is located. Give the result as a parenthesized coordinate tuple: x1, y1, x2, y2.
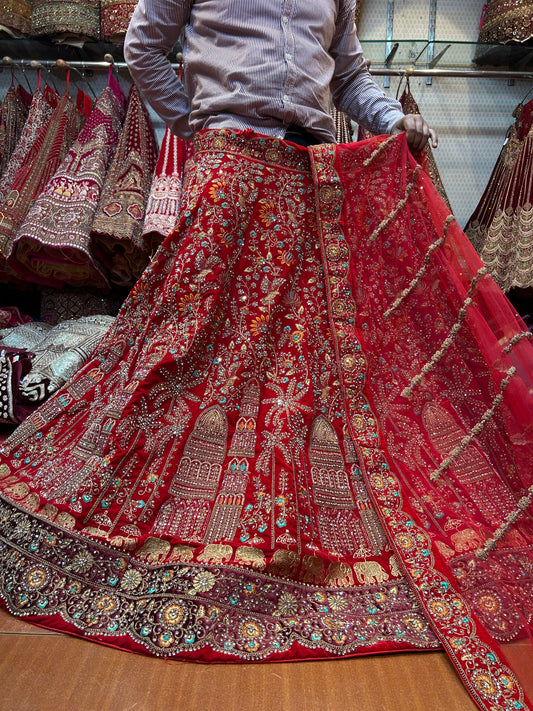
(312, 134, 533, 709)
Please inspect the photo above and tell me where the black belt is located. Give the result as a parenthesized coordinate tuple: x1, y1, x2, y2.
(284, 124, 321, 147)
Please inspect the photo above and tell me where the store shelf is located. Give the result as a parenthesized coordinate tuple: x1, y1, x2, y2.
(1, 37, 532, 80)
(360, 39, 533, 72)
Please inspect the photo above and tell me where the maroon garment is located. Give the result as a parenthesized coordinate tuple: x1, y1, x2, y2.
(9, 76, 126, 290)
(91, 84, 159, 287)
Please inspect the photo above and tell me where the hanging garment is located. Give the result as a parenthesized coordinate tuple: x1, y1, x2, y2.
(0, 130, 532, 711)
(31, 0, 101, 41)
(141, 126, 193, 254)
(0, 83, 29, 177)
(0, 315, 115, 421)
(101, 0, 138, 41)
(0, 0, 32, 37)
(465, 98, 533, 291)
(0, 88, 90, 284)
(478, 0, 533, 44)
(91, 84, 159, 288)
(398, 87, 452, 211)
(9, 75, 126, 290)
(0, 83, 59, 204)
(353, 0, 364, 28)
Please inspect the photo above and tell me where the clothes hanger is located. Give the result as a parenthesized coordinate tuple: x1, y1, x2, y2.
(77, 61, 98, 102)
(30, 60, 60, 95)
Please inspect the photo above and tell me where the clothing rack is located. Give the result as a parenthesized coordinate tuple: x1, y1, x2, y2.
(1, 57, 533, 81)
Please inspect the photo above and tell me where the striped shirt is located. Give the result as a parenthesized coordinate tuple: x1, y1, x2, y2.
(124, 0, 404, 143)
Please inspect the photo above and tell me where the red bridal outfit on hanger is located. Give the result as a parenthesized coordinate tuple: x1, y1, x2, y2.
(0, 79, 59, 205)
(0, 76, 90, 284)
(141, 126, 193, 254)
(0, 82, 29, 176)
(91, 83, 159, 288)
(7, 73, 125, 290)
(0, 130, 532, 711)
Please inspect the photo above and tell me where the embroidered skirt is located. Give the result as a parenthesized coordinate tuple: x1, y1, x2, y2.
(0, 130, 532, 711)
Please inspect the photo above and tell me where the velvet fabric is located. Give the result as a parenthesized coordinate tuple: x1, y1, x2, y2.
(0, 130, 532, 710)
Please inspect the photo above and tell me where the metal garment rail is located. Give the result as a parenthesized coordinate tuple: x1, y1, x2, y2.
(1, 57, 533, 81)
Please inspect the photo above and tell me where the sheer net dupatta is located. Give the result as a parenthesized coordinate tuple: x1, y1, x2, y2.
(311, 134, 533, 710)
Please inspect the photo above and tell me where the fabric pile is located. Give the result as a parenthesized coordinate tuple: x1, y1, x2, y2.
(0, 0, 139, 41)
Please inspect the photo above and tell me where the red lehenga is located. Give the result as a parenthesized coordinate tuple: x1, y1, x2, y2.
(0, 85, 90, 283)
(0, 81, 59, 204)
(91, 84, 159, 288)
(141, 126, 193, 254)
(0, 82, 29, 176)
(0, 130, 532, 711)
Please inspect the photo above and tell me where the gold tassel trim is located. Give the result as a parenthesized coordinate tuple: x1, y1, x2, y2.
(362, 134, 397, 167)
(429, 366, 516, 483)
(503, 331, 533, 354)
(384, 214, 456, 319)
(475, 484, 533, 560)
(401, 267, 488, 399)
(369, 165, 422, 244)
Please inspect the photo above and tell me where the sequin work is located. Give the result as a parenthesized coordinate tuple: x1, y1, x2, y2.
(0, 131, 532, 711)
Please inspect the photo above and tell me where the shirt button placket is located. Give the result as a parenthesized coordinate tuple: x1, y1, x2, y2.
(280, 0, 295, 122)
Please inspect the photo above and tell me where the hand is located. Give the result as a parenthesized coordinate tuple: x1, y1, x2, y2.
(392, 114, 438, 152)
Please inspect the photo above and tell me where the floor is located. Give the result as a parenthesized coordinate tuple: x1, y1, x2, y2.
(0, 607, 478, 711)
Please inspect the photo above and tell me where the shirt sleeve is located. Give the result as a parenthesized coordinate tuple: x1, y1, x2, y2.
(124, 0, 193, 139)
(330, 2, 405, 136)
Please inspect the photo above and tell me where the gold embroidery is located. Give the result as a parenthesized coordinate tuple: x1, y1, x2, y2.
(362, 134, 397, 168)
(204, 458, 250, 543)
(384, 215, 456, 319)
(169, 406, 228, 500)
(401, 267, 488, 398)
(475, 484, 533, 560)
(429, 367, 517, 482)
(368, 165, 422, 244)
(423, 402, 518, 525)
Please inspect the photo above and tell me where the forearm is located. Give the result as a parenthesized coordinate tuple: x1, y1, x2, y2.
(124, 0, 192, 138)
(330, 19, 404, 136)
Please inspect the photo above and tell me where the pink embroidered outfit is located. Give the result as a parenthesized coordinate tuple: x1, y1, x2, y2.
(91, 84, 159, 288)
(8, 75, 125, 290)
(141, 127, 193, 254)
